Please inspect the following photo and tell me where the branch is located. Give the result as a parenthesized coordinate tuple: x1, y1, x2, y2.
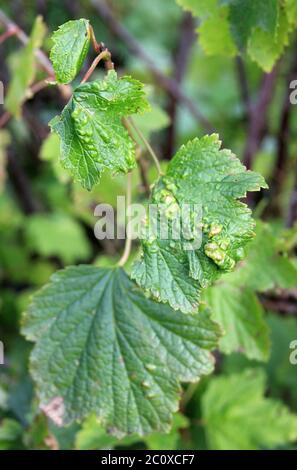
(118, 171, 133, 267)
(164, 12, 196, 157)
(0, 111, 11, 128)
(0, 9, 71, 100)
(235, 55, 251, 118)
(269, 47, 297, 217)
(287, 171, 297, 228)
(243, 67, 278, 170)
(90, 0, 213, 132)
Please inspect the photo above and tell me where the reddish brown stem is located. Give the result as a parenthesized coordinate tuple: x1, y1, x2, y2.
(91, 0, 213, 131)
(81, 49, 112, 84)
(89, 25, 101, 54)
(0, 111, 11, 128)
(0, 26, 18, 44)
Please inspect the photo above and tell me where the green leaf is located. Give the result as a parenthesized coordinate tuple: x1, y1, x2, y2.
(22, 266, 220, 437)
(225, 0, 279, 49)
(132, 103, 170, 141)
(198, 8, 237, 57)
(5, 16, 46, 117)
(279, 223, 297, 251)
(202, 369, 297, 450)
(177, 0, 293, 70)
(285, 0, 297, 26)
(204, 284, 270, 361)
(247, 8, 291, 72)
(75, 415, 139, 450)
(178, 0, 236, 57)
(50, 19, 90, 84)
(144, 413, 189, 450)
(177, 0, 219, 17)
(25, 213, 91, 264)
(50, 70, 149, 190)
(132, 134, 267, 313)
(266, 314, 297, 398)
(222, 221, 297, 292)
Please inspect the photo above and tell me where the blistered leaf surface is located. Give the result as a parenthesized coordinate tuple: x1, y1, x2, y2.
(22, 266, 220, 436)
(50, 70, 149, 189)
(132, 135, 267, 312)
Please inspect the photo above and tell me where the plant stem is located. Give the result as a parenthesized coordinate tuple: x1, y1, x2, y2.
(118, 171, 133, 267)
(0, 76, 54, 129)
(81, 49, 111, 84)
(127, 117, 162, 175)
(91, 0, 213, 131)
(0, 27, 18, 44)
(30, 76, 55, 94)
(180, 382, 198, 411)
(88, 24, 101, 53)
(0, 111, 11, 129)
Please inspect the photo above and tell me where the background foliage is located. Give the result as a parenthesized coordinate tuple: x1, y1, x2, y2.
(0, 0, 297, 450)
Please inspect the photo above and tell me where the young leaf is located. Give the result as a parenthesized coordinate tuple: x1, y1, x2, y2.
(50, 70, 149, 190)
(132, 134, 267, 313)
(50, 19, 90, 84)
(5, 16, 46, 117)
(204, 284, 270, 361)
(22, 266, 220, 437)
(202, 369, 297, 450)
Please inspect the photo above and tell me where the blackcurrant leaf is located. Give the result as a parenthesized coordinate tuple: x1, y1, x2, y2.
(202, 369, 297, 450)
(178, 0, 292, 71)
(50, 70, 149, 190)
(22, 266, 220, 437)
(50, 19, 90, 84)
(132, 134, 267, 313)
